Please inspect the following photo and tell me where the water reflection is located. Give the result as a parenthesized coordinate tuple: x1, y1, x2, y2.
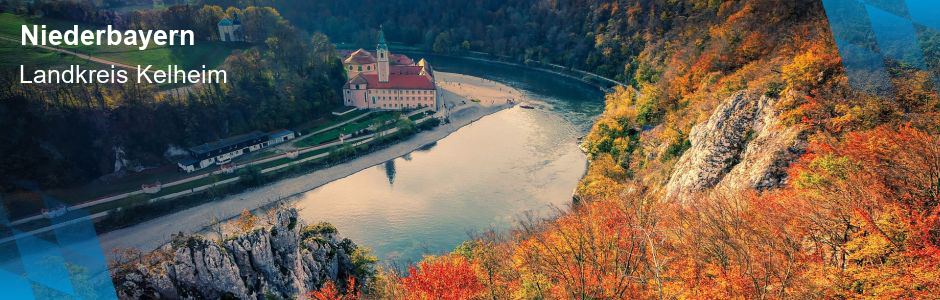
(415, 141, 437, 152)
(294, 108, 592, 264)
(383, 160, 396, 185)
(292, 54, 604, 264)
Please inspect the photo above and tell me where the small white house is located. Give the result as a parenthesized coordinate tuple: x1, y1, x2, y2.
(268, 129, 296, 145)
(177, 131, 268, 173)
(176, 129, 297, 173)
(218, 13, 243, 42)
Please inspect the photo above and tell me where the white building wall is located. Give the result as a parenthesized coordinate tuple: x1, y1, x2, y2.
(345, 63, 377, 78)
(345, 86, 437, 111)
(365, 89, 436, 110)
(218, 24, 242, 42)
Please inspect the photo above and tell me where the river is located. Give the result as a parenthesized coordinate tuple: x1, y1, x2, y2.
(289, 54, 605, 264)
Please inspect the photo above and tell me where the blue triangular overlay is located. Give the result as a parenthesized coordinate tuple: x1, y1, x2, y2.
(866, 4, 928, 69)
(13, 230, 76, 297)
(0, 268, 35, 299)
(905, 0, 940, 32)
(864, 0, 912, 19)
(823, 0, 882, 52)
(834, 37, 897, 100)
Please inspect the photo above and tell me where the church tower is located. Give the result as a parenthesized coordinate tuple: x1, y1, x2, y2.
(376, 26, 390, 83)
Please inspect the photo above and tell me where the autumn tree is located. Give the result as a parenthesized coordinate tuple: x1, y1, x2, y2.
(400, 255, 484, 300)
(789, 125, 940, 297)
(305, 277, 361, 300)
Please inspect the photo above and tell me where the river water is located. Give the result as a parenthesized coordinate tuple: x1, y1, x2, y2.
(291, 54, 605, 264)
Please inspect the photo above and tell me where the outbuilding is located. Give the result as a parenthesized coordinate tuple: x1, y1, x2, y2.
(177, 131, 268, 173)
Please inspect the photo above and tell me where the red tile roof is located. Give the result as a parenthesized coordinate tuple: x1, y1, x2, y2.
(344, 49, 375, 64)
(390, 65, 423, 75)
(341, 49, 414, 65)
(362, 74, 435, 90)
(390, 53, 414, 65)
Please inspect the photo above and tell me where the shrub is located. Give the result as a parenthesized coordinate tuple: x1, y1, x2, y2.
(662, 136, 692, 161)
(302, 222, 338, 239)
(349, 248, 378, 280)
(764, 81, 784, 98)
(237, 164, 265, 186)
(400, 255, 483, 300)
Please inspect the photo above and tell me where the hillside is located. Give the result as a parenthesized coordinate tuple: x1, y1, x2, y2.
(326, 0, 939, 298)
(3, 0, 936, 298)
(0, 4, 345, 196)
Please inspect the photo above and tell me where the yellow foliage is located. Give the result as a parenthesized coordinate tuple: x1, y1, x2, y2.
(233, 209, 257, 233)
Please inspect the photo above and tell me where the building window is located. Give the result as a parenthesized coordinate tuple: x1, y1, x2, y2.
(358, 65, 362, 71)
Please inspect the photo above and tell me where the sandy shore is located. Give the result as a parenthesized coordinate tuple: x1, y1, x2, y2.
(97, 72, 523, 256)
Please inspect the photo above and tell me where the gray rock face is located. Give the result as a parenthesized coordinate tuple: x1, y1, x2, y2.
(663, 91, 806, 202)
(113, 209, 361, 299)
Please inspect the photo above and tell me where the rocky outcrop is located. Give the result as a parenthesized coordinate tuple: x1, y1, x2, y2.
(663, 91, 806, 202)
(113, 209, 364, 299)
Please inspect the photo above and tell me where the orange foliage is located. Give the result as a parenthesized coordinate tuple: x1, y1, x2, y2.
(787, 125, 940, 297)
(781, 41, 841, 94)
(512, 198, 654, 299)
(390, 0, 940, 297)
(393, 125, 938, 299)
(233, 208, 257, 233)
(739, 32, 768, 61)
(400, 255, 484, 300)
(304, 277, 360, 300)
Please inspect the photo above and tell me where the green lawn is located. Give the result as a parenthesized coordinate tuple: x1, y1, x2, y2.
(0, 13, 246, 70)
(298, 109, 369, 134)
(293, 111, 399, 148)
(0, 38, 105, 69)
(333, 108, 370, 122)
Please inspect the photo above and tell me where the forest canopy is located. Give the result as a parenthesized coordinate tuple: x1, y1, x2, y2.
(0, 2, 345, 189)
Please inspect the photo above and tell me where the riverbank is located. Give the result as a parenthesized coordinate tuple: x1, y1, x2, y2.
(394, 49, 624, 93)
(97, 72, 522, 256)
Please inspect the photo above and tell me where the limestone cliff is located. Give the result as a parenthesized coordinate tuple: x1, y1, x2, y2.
(113, 209, 364, 299)
(663, 91, 806, 202)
